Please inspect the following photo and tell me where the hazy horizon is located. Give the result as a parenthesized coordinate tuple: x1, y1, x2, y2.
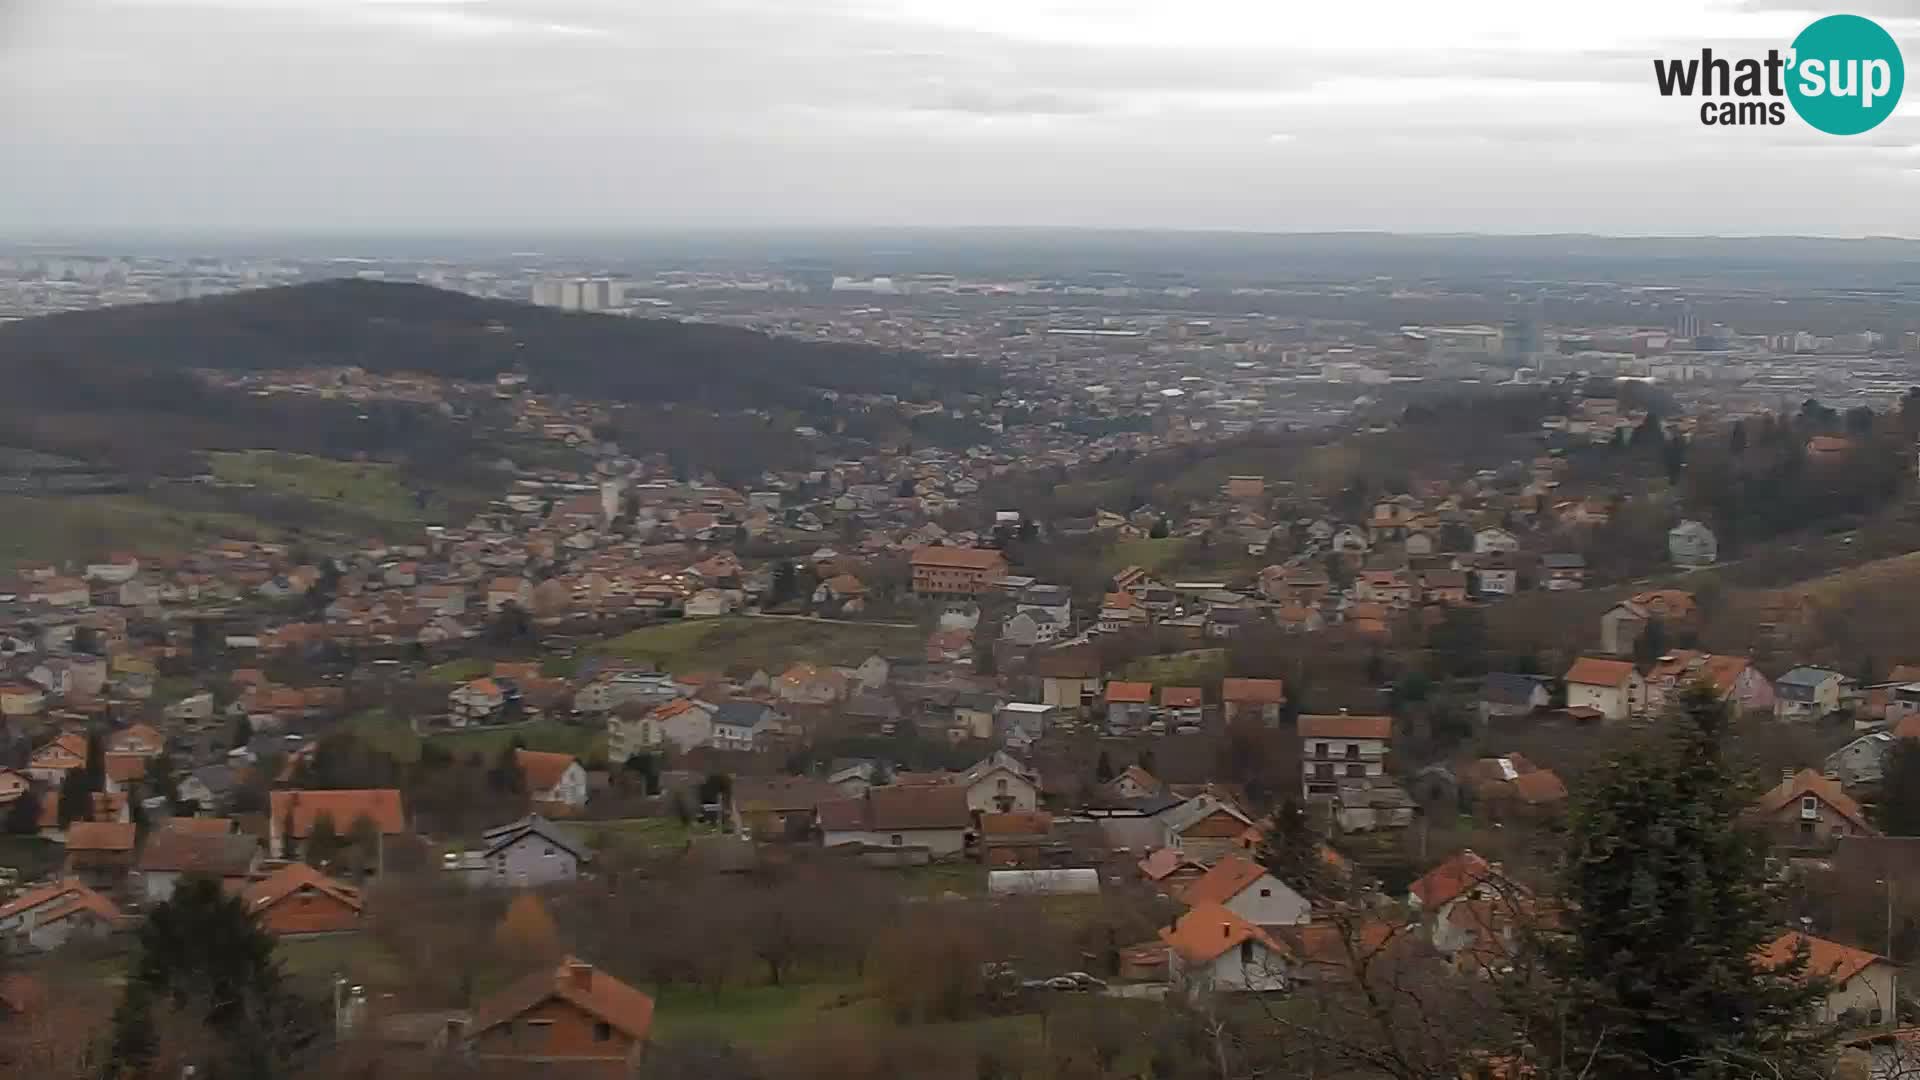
(5, 0, 1919, 236)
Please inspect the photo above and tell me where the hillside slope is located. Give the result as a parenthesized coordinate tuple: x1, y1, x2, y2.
(0, 279, 989, 410)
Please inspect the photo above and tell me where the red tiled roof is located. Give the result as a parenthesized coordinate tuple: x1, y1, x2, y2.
(1221, 678, 1285, 704)
(65, 821, 136, 853)
(1160, 686, 1203, 708)
(466, 957, 655, 1045)
(1565, 657, 1635, 687)
(513, 749, 578, 792)
(1105, 681, 1153, 704)
(1159, 904, 1285, 965)
(1758, 931, 1885, 986)
(1751, 770, 1877, 835)
(1409, 850, 1503, 909)
(1178, 855, 1272, 908)
(1297, 714, 1391, 740)
(243, 862, 363, 914)
(269, 789, 406, 838)
(909, 546, 1007, 570)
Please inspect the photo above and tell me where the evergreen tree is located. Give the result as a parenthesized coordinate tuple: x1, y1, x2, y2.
(1095, 751, 1115, 783)
(57, 767, 93, 827)
(345, 813, 382, 872)
(5, 787, 41, 835)
(304, 812, 341, 869)
(83, 732, 106, 792)
(1137, 749, 1156, 777)
(1876, 737, 1920, 836)
(1539, 685, 1836, 1078)
(1729, 420, 1748, 456)
(105, 875, 316, 1079)
(1255, 798, 1328, 900)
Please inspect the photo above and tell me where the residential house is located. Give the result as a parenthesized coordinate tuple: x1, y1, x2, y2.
(134, 825, 260, 904)
(470, 815, 592, 888)
(1177, 854, 1311, 927)
(1161, 794, 1258, 862)
(515, 750, 589, 811)
(1463, 757, 1569, 820)
(731, 776, 840, 841)
(1161, 905, 1290, 993)
(0, 879, 122, 953)
(449, 678, 508, 725)
(1776, 667, 1847, 722)
(0, 769, 28, 806)
(1106, 681, 1155, 732)
(818, 784, 972, 857)
(617, 698, 716, 756)
(1827, 731, 1898, 788)
(29, 733, 89, 785)
(1356, 570, 1416, 609)
(178, 764, 238, 812)
(1408, 849, 1525, 920)
(461, 957, 654, 1073)
(106, 723, 164, 758)
(1160, 686, 1204, 730)
(1668, 519, 1719, 568)
(1221, 678, 1285, 728)
(1644, 651, 1774, 716)
(0, 683, 45, 718)
(956, 752, 1040, 814)
(1562, 657, 1644, 721)
(1000, 610, 1063, 647)
(1758, 932, 1895, 1025)
(1748, 769, 1879, 848)
(995, 702, 1054, 748)
(1103, 765, 1163, 801)
(1479, 673, 1550, 723)
(1473, 528, 1520, 555)
(774, 663, 847, 706)
(1033, 646, 1101, 711)
(1540, 553, 1587, 590)
(1420, 569, 1469, 605)
(242, 862, 366, 935)
(909, 546, 1010, 598)
(1298, 712, 1391, 800)
(979, 811, 1055, 868)
(485, 577, 533, 613)
(64, 821, 137, 889)
(267, 789, 406, 861)
(710, 701, 783, 752)
(1472, 556, 1518, 597)
(1137, 847, 1210, 893)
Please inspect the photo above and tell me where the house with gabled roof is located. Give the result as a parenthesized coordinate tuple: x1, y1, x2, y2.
(1298, 712, 1391, 799)
(461, 957, 654, 1071)
(1178, 854, 1310, 927)
(1160, 905, 1290, 993)
(1748, 769, 1879, 848)
(469, 814, 592, 888)
(135, 824, 260, 904)
(515, 749, 588, 811)
(243, 862, 365, 936)
(1221, 678, 1285, 727)
(1757, 931, 1896, 1025)
(1775, 667, 1847, 722)
(268, 789, 406, 861)
(1563, 657, 1643, 721)
(0, 878, 123, 953)
(818, 784, 972, 858)
(1105, 681, 1154, 732)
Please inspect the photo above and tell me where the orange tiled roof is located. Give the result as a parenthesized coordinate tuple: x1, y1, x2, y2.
(1178, 855, 1272, 908)
(1159, 904, 1285, 965)
(1565, 657, 1635, 687)
(1751, 770, 1877, 835)
(1297, 714, 1391, 740)
(466, 957, 655, 1045)
(269, 789, 406, 838)
(1758, 931, 1884, 986)
(513, 749, 578, 792)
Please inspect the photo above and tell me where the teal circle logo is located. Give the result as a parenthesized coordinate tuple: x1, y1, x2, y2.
(1787, 14, 1904, 135)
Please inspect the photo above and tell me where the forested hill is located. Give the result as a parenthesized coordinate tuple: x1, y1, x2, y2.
(0, 279, 991, 408)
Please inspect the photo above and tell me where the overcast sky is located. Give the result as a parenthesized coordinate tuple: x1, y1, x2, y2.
(3, 0, 1919, 235)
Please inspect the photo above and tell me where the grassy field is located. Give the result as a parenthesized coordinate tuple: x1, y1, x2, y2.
(651, 981, 1045, 1050)
(0, 493, 276, 570)
(593, 617, 921, 673)
(209, 450, 442, 525)
(1101, 537, 1184, 578)
(1119, 648, 1228, 687)
(578, 817, 711, 857)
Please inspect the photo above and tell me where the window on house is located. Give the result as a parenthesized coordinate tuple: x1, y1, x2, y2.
(594, 1022, 612, 1042)
(1800, 821, 1815, 837)
(890, 834, 903, 846)
(1314, 742, 1328, 758)
(1347, 764, 1365, 778)
(1344, 743, 1359, 760)
(1240, 940, 1254, 966)
(1259, 888, 1271, 898)
(996, 778, 1009, 794)
(544, 847, 555, 857)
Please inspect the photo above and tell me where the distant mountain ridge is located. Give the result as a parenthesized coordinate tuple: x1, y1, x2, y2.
(0, 278, 990, 409)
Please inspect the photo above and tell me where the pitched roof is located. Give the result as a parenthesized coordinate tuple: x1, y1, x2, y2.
(466, 957, 655, 1046)
(1481, 673, 1548, 706)
(909, 546, 1007, 570)
(1408, 849, 1505, 909)
(1564, 657, 1635, 687)
(1106, 681, 1153, 704)
(1511, 769, 1569, 805)
(818, 784, 971, 832)
(1751, 769, 1878, 835)
(1757, 931, 1886, 986)
(1160, 686, 1203, 708)
(513, 749, 579, 792)
(1221, 678, 1285, 704)
(243, 862, 363, 914)
(1158, 904, 1286, 965)
(269, 789, 406, 838)
(65, 821, 136, 853)
(1297, 713, 1392, 740)
(732, 775, 841, 814)
(480, 814, 591, 860)
(1137, 847, 1207, 882)
(0, 878, 116, 922)
(137, 828, 258, 875)
(105, 753, 148, 784)
(1178, 855, 1274, 908)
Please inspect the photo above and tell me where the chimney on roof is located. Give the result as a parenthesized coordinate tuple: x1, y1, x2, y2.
(1782, 767, 1795, 785)
(567, 961, 594, 993)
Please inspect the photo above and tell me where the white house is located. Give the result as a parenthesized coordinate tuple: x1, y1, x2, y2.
(818, 784, 972, 857)
(1161, 905, 1290, 994)
(1563, 657, 1644, 721)
(1668, 519, 1719, 569)
(957, 752, 1040, 814)
(1473, 528, 1520, 555)
(1760, 931, 1896, 1025)
(515, 750, 589, 809)
(1775, 667, 1847, 722)
(1825, 731, 1896, 787)
(1298, 712, 1391, 800)
(447, 678, 506, 725)
(1177, 854, 1311, 927)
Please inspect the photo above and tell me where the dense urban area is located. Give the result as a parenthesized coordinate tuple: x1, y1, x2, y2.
(5, 235, 1920, 1077)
